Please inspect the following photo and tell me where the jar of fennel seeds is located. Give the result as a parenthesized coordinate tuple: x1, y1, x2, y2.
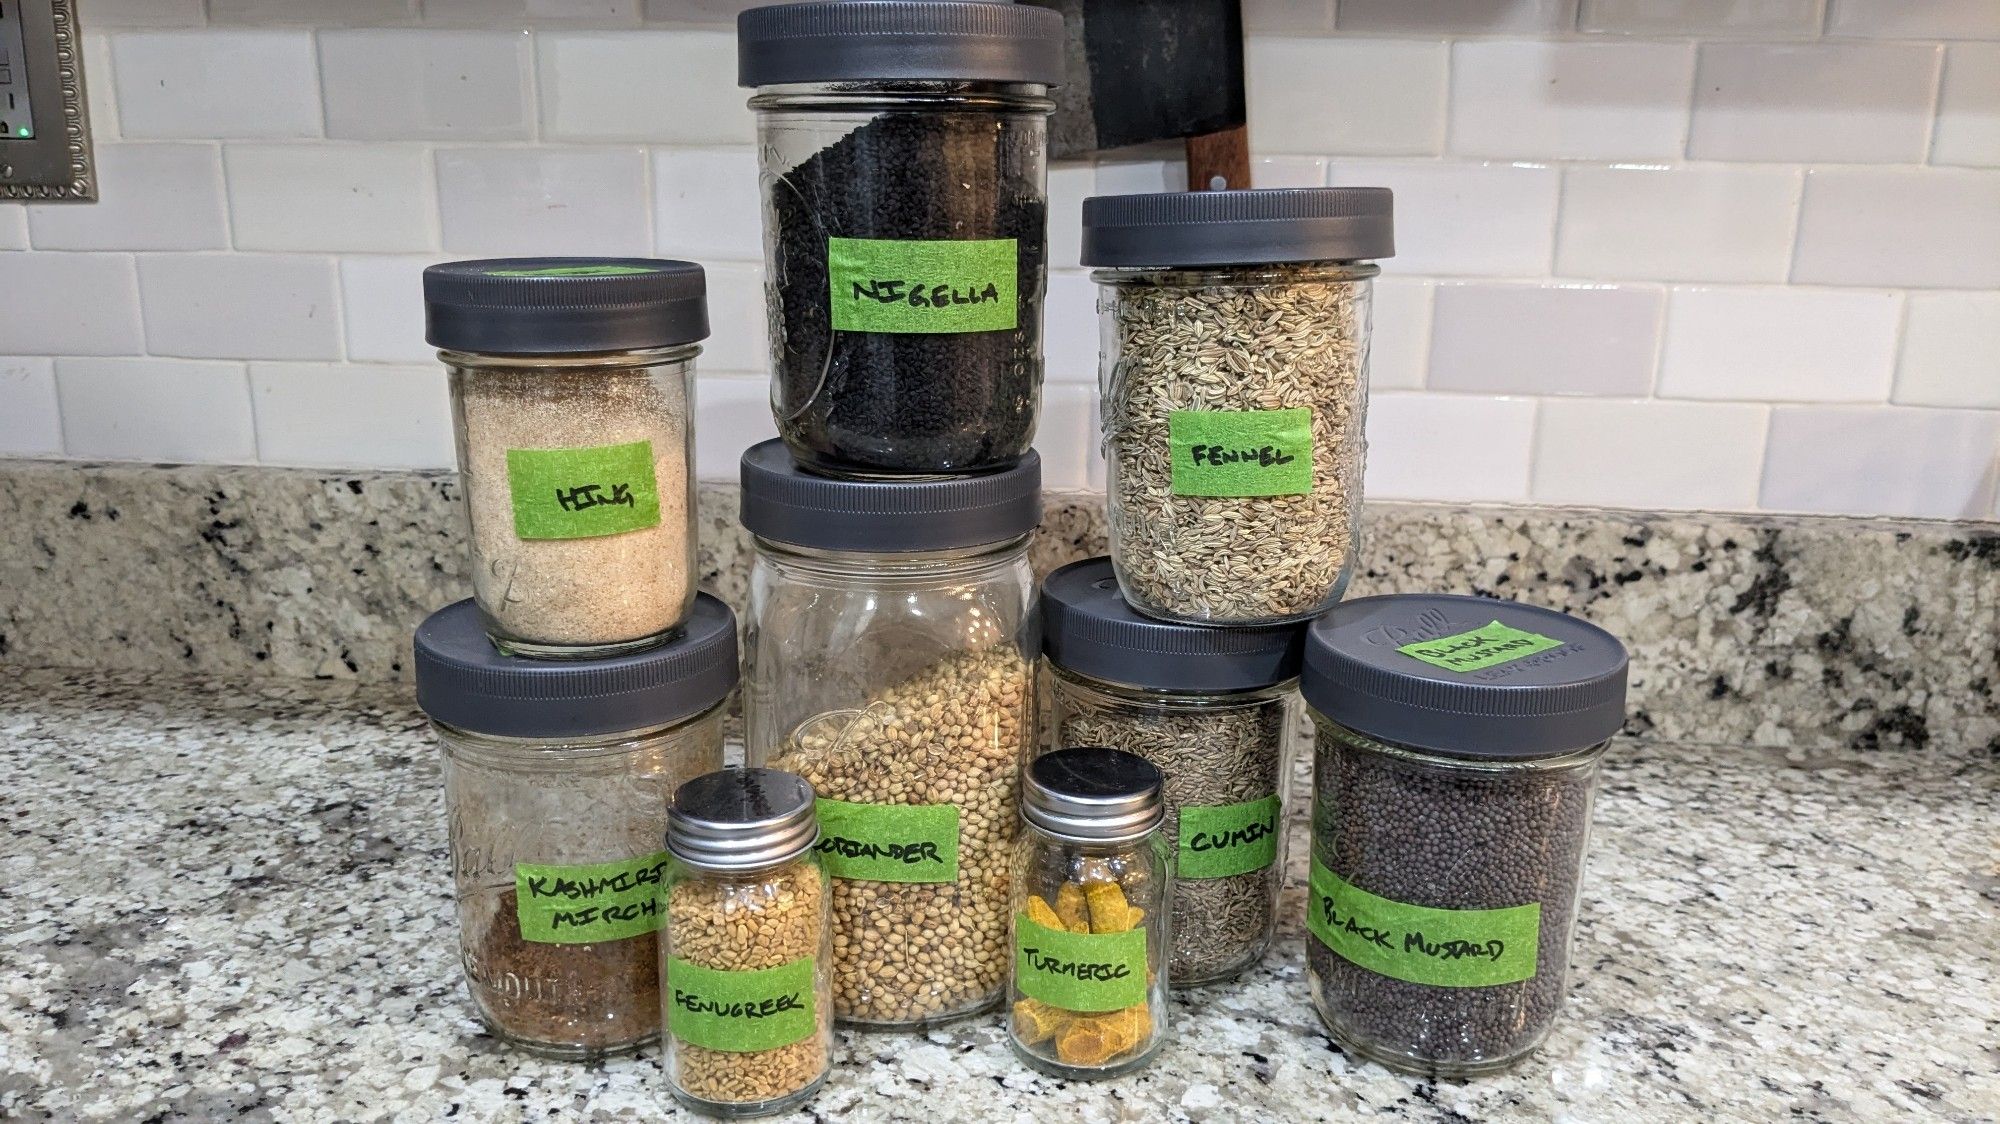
(738, 0, 1062, 478)
(1300, 594, 1628, 1077)
(1039, 557, 1304, 986)
(1081, 188, 1394, 625)
(414, 595, 737, 1059)
(425, 258, 707, 658)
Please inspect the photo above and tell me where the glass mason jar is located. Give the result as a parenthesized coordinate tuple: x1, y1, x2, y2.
(739, 440, 1042, 1028)
(414, 594, 739, 1059)
(1039, 557, 1305, 986)
(662, 769, 833, 1119)
(1080, 188, 1395, 626)
(738, 1, 1063, 478)
(424, 258, 708, 658)
(1299, 593, 1629, 1078)
(1008, 747, 1170, 1080)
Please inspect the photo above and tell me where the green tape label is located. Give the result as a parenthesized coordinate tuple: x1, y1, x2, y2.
(827, 237, 1018, 335)
(504, 440, 661, 541)
(1014, 913, 1148, 1013)
(1307, 857, 1539, 988)
(666, 955, 817, 1053)
(1177, 794, 1281, 880)
(514, 851, 671, 944)
(1397, 620, 1564, 674)
(485, 264, 663, 277)
(813, 797, 959, 884)
(1168, 408, 1314, 497)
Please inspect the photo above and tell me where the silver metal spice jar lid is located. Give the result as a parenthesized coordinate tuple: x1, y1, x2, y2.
(423, 257, 709, 355)
(1023, 747, 1165, 844)
(739, 438, 1042, 552)
(668, 768, 821, 873)
(738, 1, 1065, 88)
(1080, 187, 1395, 268)
(1041, 557, 1305, 693)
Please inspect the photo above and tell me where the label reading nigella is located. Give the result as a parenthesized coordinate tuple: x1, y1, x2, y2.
(1014, 913, 1148, 1013)
(505, 440, 661, 541)
(667, 955, 817, 1053)
(1168, 408, 1314, 497)
(813, 797, 959, 883)
(1397, 620, 1564, 674)
(514, 851, 671, 944)
(1177, 794, 1282, 880)
(1307, 857, 1540, 988)
(827, 237, 1018, 335)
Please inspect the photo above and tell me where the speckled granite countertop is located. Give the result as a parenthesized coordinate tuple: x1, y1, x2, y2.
(4, 670, 1996, 1123)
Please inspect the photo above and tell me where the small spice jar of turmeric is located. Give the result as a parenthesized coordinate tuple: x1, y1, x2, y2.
(1009, 747, 1170, 1080)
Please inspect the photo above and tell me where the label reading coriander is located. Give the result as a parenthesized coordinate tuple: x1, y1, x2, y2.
(827, 237, 1018, 335)
(1013, 913, 1148, 1013)
(1307, 857, 1539, 988)
(667, 955, 817, 1053)
(813, 797, 959, 884)
(485, 264, 662, 277)
(505, 440, 661, 541)
(1168, 408, 1314, 497)
(1177, 794, 1281, 880)
(514, 851, 671, 944)
(1397, 620, 1564, 674)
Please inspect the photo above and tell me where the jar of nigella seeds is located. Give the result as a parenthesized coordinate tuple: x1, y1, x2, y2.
(738, 1, 1062, 478)
(1299, 594, 1628, 1078)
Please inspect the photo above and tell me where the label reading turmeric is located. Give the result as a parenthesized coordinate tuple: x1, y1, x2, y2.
(1013, 913, 1147, 1013)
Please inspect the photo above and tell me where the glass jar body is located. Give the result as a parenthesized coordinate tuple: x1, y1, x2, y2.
(1306, 715, 1605, 1077)
(742, 539, 1037, 1027)
(437, 707, 726, 1058)
(1007, 826, 1171, 1079)
(1046, 668, 1296, 985)
(443, 345, 700, 658)
(752, 81, 1052, 478)
(1094, 262, 1376, 625)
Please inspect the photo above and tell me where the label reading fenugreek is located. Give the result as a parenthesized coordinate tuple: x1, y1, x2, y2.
(1307, 857, 1539, 988)
(1177, 794, 1282, 880)
(827, 237, 1018, 335)
(1167, 408, 1314, 497)
(505, 440, 661, 541)
(812, 797, 960, 884)
(514, 851, 671, 944)
(1013, 913, 1148, 1013)
(1396, 621, 1564, 674)
(666, 955, 817, 1053)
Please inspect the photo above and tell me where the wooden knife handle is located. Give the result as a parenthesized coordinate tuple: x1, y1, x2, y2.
(1185, 124, 1251, 191)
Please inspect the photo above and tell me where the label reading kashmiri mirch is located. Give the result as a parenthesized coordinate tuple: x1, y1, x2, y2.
(1307, 857, 1539, 988)
(812, 797, 959, 883)
(514, 851, 671, 944)
(827, 237, 1018, 335)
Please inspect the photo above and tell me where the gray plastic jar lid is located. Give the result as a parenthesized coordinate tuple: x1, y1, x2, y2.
(1041, 557, 1304, 693)
(739, 439, 1042, 552)
(412, 594, 738, 740)
(1080, 188, 1395, 269)
(668, 768, 821, 873)
(738, 0, 1065, 88)
(423, 258, 709, 356)
(1300, 594, 1628, 761)
(1024, 747, 1165, 844)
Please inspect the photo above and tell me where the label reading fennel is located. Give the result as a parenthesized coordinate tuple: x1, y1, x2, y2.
(1168, 408, 1314, 497)
(505, 440, 661, 541)
(1013, 913, 1148, 1013)
(827, 237, 1018, 335)
(1177, 794, 1282, 880)
(514, 851, 671, 944)
(1307, 857, 1539, 987)
(1397, 620, 1564, 674)
(813, 797, 959, 884)
(667, 955, 817, 1053)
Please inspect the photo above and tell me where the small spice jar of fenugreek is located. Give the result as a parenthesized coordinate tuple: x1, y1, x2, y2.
(425, 257, 707, 658)
(1040, 557, 1303, 986)
(1009, 747, 1170, 1080)
(663, 768, 833, 1119)
(739, 439, 1040, 1028)
(414, 595, 737, 1059)
(1081, 188, 1394, 626)
(1300, 594, 1628, 1078)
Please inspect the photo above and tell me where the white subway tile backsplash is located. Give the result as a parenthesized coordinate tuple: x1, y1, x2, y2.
(1044, 271, 1099, 385)
(1895, 292, 2000, 409)
(111, 31, 322, 139)
(1556, 164, 1800, 283)
(1241, 0, 1336, 34)
(1338, 0, 1575, 33)
(83, 33, 120, 145)
(56, 358, 257, 463)
(652, 148, 761, 262)
(1329, 160, 1559, 276)
(0, 210, 24, 251)
(425, 0, 640, 25)
(1449, 41, 1693, 160)
(84, 0, 205, 27)
(0, 254, 144, 356)
(1761, 406, 2000, 519)
(27, 145, 228, 252)
(225, 145, 435, 253)
(1532, 398, 1767, 510)
(1095, 159, 1189, 197)
(537, 31, 754, 144)
(640, 0, 760, 25)
(1579, 0, 1824, 36)
(1250, 157, 1328, 189)
(1658, 286, 1899, 402)
(1793, 167, 2000, 289)
(1035, 382, 1100, 492)
(0, 358, 62, 456)
(1048, 162, 1094, 270)
(1247, 38, 1447, 157)
(249, 362, 453, 469)
(210, 0, 416, 24)
(340, 255, 446, 365)
(435, 147, 650, 257)
(1826, 0, 2000, 40)
(1689, 44, 1943, 163)
(319, 30, 532, 142)
(694, 375, 777, 480)
(1368, 278, 1433, 391)
(700, 262, 769, 374)
(138, 254, 342, 361)
(1429, 282, 1662, 396)
(1933, 44, 2000, 167)
(1364, 393, 1537, 502)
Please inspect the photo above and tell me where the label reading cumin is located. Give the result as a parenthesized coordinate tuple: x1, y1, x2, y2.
(514, 851, 671, 944)
(827, 237, 1018, 335)
(1013, 913, 1148, 1013)
(667, 955, 817, 1053)
(1397, 621, 1564, 674)
(1307, 857, 1540, 988)
(1167, 408, 1314, 497)
(504, 440, 661, 541)
(1177, 794, 1282, 880)
(812, 797, 959, 884)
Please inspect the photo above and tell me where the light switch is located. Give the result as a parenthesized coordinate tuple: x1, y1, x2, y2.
(0, 0, 94, 201)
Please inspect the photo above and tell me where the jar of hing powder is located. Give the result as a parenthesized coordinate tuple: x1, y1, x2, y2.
(1039, 557, 1304, 986)
(1008, 747, 1170, 1080)
(424, 258, 707, 658)
(1081, 188, 1394, 626)
(738, 439, 1040, 1028)
(663, 768, 833, 1119)
(1299, 594, 1629, 1077)
(737, 0, 1062, 478)
(414, 594, 738, 1059)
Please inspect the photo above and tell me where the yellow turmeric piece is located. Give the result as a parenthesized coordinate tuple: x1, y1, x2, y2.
(1024, 895, 1065, 933)
(1085, 880, 1142, 934)
(1053, 1002, 1151, 1067)
(1055, 882, 1091, 932)
(1012, 998, 1069, 1046)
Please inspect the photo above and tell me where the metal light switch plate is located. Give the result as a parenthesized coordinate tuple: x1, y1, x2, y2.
(0, 0, 93, 201)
